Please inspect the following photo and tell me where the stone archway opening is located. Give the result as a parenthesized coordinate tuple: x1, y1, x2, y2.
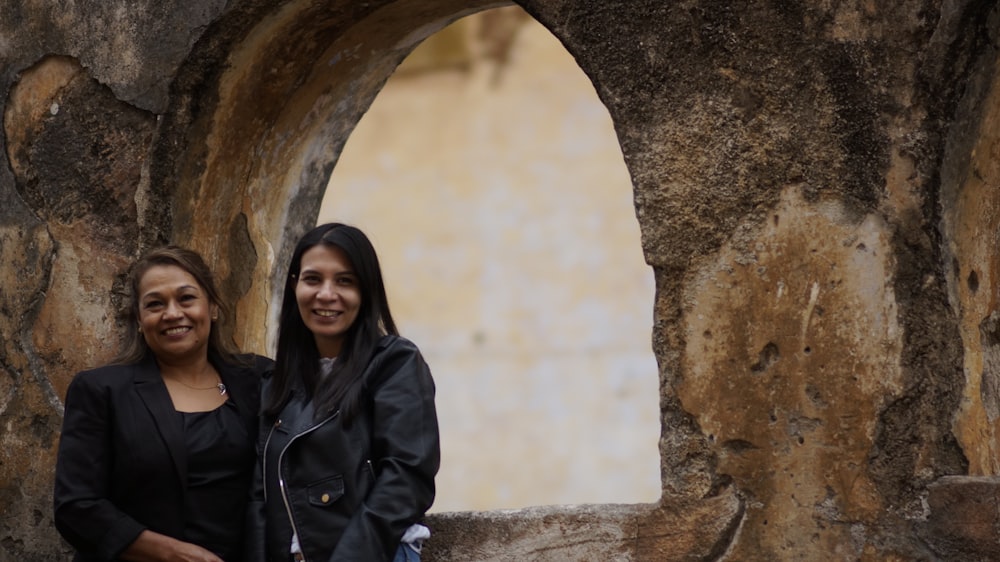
(317, 6, 659, 512)
(157, 0, 721, 556)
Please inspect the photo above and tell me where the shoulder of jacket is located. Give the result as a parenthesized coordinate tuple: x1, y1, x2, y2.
(224, 353, 274, 377)
(248, 353, 276, 376)
(376, 334, 419, 354)
(77, 362, 123, 375)
(366, 335, 426, 388)
(67, 363, 136, 392)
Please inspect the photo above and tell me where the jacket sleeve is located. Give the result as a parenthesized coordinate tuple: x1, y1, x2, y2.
(245, 417, 268, 562)
(53, 371, 147, 559)
(331, 339, 441, 562)
(245, 369, 272, 562)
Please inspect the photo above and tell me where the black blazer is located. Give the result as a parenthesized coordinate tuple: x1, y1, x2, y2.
(53, 352, 271, 561)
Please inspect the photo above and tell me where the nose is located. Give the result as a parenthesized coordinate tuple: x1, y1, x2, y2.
(316, 281, 338, 301)
(163, 300, 183, 319)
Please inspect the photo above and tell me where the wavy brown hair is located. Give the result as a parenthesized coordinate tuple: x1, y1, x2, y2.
(111, 245, 241, 365)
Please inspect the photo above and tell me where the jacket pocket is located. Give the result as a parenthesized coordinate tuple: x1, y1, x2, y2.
(307, 475, 345, 507)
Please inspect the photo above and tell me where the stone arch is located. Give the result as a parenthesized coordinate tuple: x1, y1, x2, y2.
(318, 7, 661, 511)
(148, 0, 744, 557)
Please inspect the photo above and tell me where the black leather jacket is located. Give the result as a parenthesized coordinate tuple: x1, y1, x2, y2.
(246, 336, 440, 562)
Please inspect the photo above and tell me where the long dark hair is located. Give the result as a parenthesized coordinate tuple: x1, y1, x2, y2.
(264, 223, 398, 421)
(112, 245, 241, 365)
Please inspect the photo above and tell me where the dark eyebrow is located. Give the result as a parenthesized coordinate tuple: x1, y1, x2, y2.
(300, 268, 355, 276)
(140, 284, 200, 301)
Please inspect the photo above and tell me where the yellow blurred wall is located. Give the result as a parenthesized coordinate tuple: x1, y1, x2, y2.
(319, 7, 659, 512)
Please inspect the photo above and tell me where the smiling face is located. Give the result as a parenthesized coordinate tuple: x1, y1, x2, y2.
(137, 264, 217, 365)
(296, 244, 362, 358)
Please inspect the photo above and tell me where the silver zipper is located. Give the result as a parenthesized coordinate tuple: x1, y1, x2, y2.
(261, 419, 281, 503)
(276, 411, 340, 562)
(366, 459, 376, 481)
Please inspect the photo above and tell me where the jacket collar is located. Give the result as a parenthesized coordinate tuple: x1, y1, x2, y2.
(278, 382, 323, 436)
(133, 353, 188, 487)
(132, 351, 258, 488)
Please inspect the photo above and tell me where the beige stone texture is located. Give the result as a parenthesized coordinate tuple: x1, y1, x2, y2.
(679, 187, 899, 558)
(944, 51, 1000, 476)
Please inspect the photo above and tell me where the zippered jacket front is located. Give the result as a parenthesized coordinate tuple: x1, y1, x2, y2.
(246, 335, 440, 562)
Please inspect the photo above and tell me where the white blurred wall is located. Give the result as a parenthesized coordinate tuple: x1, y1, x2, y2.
(319, 7, 660, 512)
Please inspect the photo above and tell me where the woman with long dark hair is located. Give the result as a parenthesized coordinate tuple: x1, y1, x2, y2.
(248, 223, 440, 562)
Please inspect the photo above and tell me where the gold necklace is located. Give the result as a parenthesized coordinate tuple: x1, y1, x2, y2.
(168, 377, 227, 395)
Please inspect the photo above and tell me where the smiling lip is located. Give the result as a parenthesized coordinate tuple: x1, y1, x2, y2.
(314, 310, 341, 318)
(163, 326, 191, 336)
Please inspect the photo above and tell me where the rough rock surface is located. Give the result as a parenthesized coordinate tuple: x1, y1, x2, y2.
(2, 0, 1000, 560)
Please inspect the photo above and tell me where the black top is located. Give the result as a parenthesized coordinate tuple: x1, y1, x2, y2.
(180, 399, 253, 560)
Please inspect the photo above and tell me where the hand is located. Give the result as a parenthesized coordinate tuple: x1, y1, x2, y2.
(121, 530, 225, 562)
(159, 541, 224, 562)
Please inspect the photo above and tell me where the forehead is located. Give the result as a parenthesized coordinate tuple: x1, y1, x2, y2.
(300, 244, 353, 272)
(138, 264, 202, 296)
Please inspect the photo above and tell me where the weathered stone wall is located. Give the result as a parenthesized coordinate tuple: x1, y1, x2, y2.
(2, 0, 1000, 560)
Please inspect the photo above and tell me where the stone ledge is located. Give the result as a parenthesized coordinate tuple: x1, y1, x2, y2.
(423, 487, 743, 561)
